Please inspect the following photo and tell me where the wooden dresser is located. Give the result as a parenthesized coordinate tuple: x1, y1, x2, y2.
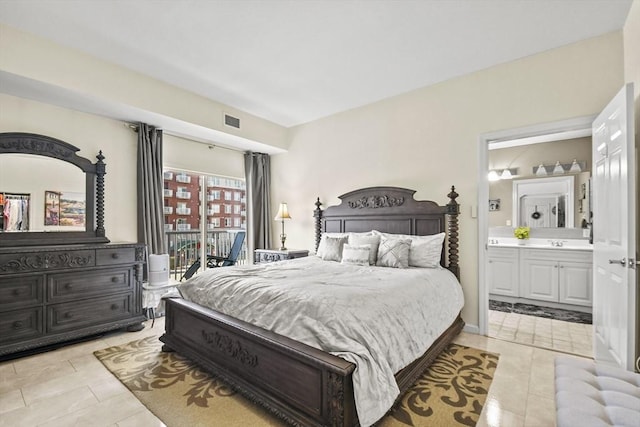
(0, 242, 146, 359)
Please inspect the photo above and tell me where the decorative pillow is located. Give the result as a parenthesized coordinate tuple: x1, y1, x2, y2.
(376, 237, 411, 268)
(316, 232, 371, 258)
(316, 233, 348, 258)
(321, 236, 348, 262)
(372, 230, 445, 268)
(409, 232, 446, 268)
(340, 244, 371, 266)
(348, 234, 381, 265)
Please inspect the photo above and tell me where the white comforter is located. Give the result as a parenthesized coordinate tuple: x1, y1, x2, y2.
(177, 256, 464, 426)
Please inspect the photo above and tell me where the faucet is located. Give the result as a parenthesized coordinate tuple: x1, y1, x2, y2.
(550, 240, 565, 247)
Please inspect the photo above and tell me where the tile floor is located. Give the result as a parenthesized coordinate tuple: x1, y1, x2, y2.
(0, 316, 588, 427)
(488, 309, 593, 358)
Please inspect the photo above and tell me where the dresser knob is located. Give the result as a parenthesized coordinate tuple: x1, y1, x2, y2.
(13, 321, 23, 328)
(111, 277, 118, 283)
(64, 312, 73, 318)
(65, 283, 73, 290)
(111, 253, 119, 259)
(12, 289, 20, 296)
(111, 304, 119, 310)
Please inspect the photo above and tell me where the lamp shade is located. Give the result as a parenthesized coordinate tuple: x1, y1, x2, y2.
(488, 170, 500, 181)
(569, 159, 582, 173)
(500, 169, 513, 180)
(536, 164, 547, 176)
(553, 161, 565, 174)
(274, 203, 291, 220)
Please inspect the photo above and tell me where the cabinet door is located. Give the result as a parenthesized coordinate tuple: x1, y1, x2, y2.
(559, 261, 592, 306)
(488, 256, 519, 297)
(521, 258, 559, 302)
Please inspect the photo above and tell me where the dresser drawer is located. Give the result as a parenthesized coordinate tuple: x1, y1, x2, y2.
(47, 267, 133, 302)
(0, 275, 44, 310)
(0, 307, 43, 344)
(96, 248, 136, 266)
(47, 294, 133, 333)
(0, 250, 95, 274)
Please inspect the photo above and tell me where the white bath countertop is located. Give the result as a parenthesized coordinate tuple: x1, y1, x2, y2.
(487, 237, 593, 251)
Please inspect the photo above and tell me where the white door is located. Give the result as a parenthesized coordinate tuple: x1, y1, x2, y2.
(592, 83, 637, 371)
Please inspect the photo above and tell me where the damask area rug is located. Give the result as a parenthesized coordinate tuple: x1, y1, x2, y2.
(94, 336, 498, 427)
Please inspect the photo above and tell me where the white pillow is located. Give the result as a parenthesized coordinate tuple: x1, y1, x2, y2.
(341, 244, 371, 266)
(376, 237, 410, 268)
(317, 231, 371, 258)
(372, 230, 445, 268)
(348, 234, 380, 265)
(321, 236, 348, 262)
(409, 232, 445, 268)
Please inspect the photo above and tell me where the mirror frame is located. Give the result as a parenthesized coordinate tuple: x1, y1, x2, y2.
(0, 132, 109, 246)
(512, 175, 575, 228)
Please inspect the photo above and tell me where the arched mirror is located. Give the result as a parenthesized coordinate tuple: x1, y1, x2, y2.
(0, 132, 109, 246)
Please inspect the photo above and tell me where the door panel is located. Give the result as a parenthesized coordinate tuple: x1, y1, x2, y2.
(592, 83, 636, 371)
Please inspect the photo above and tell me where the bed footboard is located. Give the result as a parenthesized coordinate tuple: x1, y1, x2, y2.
(160, 297, 358, 427)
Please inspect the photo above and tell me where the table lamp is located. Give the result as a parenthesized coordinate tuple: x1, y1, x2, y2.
(274, 203, 291, 250)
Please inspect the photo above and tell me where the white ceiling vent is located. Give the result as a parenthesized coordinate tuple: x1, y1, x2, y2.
(224, 113, 240, 129)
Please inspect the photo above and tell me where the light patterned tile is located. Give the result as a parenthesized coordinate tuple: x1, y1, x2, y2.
(478, 399, 526, 427)
(524, 395, 556, 427)
(116, 409, 166, 427)
(0, 361, 76, 395)
(21, 366, 114, 405)
(36, 392, 146, 427)
(0, 386, 97, 427)
(0, 389, 25, 415)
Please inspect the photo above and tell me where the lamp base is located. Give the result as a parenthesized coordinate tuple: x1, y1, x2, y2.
(280, 233, 287, 251)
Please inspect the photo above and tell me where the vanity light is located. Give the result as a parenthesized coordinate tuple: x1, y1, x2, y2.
(500, 169, 512, 179)
(488, 168, 517, 181)
(552, 161, 565, 174)
(536, 164, 548, 176)
(569, 159, 582, 173)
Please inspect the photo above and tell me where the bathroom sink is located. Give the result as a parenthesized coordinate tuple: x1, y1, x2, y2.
(488, 238, 592, 250)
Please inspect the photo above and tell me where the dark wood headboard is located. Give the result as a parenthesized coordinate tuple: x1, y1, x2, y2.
(313, 186, 460, 279)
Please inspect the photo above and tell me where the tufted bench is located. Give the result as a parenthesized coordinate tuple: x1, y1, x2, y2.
(555, 356, 640, 427)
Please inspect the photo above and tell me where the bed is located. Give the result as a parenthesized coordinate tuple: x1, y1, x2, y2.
(160, 186, 464, 427)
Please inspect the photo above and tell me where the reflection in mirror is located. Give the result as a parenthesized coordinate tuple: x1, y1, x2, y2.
(513, 176, 574, 228)
(0, 154, 86, 232)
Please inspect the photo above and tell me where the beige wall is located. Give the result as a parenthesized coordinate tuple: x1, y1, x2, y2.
(0, 94, 246, 242)
(488, 137, 592, 228)
(272, 32, 625, 329)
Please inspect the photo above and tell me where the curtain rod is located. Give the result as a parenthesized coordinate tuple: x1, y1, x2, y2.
(124, 122, 243, 153)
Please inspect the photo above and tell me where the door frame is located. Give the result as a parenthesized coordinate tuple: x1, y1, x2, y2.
(477, 115, 596, 335)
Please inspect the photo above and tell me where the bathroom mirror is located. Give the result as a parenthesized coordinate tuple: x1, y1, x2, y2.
(512, 175, 575, 228)
(0, 132, 109, 246)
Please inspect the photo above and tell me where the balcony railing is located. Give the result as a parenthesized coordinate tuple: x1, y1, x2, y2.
(163, 171, 174, 180)
(164, 206, 173, 215)
(176, 207, 191, 215)
(164, 224, 173, 231)
(176, 223, 191, 231)
(207, 209, 219, 216)
(176, 191, 191, 199)
(164, 189, 173, 197)
(176, 174, 191, 183)
(166, 229, 248, 281)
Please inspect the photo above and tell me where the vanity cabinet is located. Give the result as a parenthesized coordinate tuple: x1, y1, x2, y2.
(520, 249, 592, 307)
(0, 243, 146, 359)
(487, 247, 519, 297)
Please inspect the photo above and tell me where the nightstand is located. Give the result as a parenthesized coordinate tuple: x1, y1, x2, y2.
(254, 249, 309, 264)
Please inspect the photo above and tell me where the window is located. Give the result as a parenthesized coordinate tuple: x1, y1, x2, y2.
(224, 218, 232, 227)
(234, 205, 241, 214)
(224, 204, 232, 214)
(234, 192, 241, 201)
(224, 191, 232, 201)
(211, 190, 221, 200)
(234, 217, 241, 228)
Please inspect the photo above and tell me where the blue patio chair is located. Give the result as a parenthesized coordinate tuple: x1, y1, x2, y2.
(180, 231, 246, 281)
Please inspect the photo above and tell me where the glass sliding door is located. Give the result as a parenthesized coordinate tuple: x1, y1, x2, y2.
(163, 169, 247, 280)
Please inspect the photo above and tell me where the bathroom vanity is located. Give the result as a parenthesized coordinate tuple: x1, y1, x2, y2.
(488, 239, 593, 311)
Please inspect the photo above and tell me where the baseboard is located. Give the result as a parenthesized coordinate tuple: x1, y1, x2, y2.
(463, 324, 480, 334)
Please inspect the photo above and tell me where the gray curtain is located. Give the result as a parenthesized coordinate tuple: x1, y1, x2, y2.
(244, 152, 272, 251)
(137, 123, 167, 255)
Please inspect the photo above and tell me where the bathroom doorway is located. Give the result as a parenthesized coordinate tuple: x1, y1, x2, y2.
(478, 116, 595, 358)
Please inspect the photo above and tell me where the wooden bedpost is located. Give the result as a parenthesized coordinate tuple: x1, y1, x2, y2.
(314, 197, 323, 253)
(95, 151, 106, 238)
(446, 186, 460, 280)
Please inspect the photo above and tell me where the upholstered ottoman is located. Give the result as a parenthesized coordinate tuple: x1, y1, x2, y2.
(555, 356, 640, 427)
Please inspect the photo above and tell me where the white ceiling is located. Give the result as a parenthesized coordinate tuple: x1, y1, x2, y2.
(0, 0, 633, 129)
